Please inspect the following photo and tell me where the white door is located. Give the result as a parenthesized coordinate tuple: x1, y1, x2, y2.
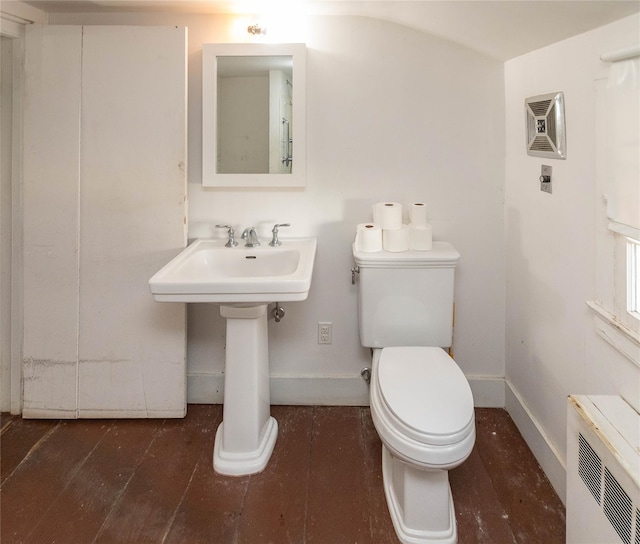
(22, 25, 187, 418)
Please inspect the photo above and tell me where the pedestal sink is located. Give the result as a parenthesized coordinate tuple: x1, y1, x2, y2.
(149, 237, 317, 475)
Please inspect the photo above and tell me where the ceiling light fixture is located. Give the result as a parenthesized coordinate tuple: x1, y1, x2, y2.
(247, 24, 267, 35)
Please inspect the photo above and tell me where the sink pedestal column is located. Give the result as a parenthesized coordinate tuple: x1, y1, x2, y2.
(213, 304, 278, 476)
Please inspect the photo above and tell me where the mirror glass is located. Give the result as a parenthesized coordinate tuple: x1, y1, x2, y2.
(203, 43, 306, 188)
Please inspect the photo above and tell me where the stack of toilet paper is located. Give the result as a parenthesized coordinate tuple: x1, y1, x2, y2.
(355, 201, 433, 253)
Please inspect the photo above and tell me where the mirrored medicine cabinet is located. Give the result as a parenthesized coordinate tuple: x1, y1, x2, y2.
(202, 43, 307, 188)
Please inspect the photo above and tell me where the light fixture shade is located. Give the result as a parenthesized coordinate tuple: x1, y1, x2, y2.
(247, 24, 267, 35)
(525, 91, 566, 159)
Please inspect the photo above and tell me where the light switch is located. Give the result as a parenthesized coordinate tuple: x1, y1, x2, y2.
(540, 164, 552, 194)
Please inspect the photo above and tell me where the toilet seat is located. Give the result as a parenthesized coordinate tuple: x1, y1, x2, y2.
(371, 347, 475, 468)
(379, 346, 474, 445)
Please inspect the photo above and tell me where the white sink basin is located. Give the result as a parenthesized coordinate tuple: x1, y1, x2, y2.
(149, 237, 317, 304)
(150, 236, 317, 475)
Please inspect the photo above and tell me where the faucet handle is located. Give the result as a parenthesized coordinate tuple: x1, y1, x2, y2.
(269, 223, 291, 247)
(215, 224, 238, 247)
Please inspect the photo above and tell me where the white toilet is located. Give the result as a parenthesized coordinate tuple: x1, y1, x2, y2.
(353, 241, 475, 544)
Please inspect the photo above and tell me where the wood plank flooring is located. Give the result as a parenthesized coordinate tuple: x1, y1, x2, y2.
(1, 406, 565, 543)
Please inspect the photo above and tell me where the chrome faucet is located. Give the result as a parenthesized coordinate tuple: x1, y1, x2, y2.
(215, 224, 238, 247)
(241, 227, 260, 247)
(269, 223, 291, 247)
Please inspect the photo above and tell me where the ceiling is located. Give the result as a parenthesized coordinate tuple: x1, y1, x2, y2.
(20, 0, 640, 60)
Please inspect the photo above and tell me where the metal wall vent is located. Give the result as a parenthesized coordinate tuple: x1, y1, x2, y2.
(604, 467, 634, 544)
(578, 432, 639, 544)
(579, 432, 603, 503)
(525, 91, 566, 159)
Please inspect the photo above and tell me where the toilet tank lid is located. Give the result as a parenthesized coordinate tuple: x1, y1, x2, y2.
(352, 241, 460, 268)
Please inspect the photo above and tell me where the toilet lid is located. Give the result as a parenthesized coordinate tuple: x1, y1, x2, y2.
(378, 347, 474, 438)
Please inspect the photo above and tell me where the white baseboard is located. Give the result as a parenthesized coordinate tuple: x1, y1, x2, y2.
(187, 372, 371, 406)
(468, 375, 505, 407)
(187, 372, 506, 408)
(22, 408, 77, 419)
(187, 372, 225, 404)
(22, 408, 187, 419)
(78, 408, 187, 418)
(505, 379, 567, 504)
(271, 374, 371, 406)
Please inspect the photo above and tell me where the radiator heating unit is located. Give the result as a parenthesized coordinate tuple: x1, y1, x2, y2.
(567, 395, 639, 544)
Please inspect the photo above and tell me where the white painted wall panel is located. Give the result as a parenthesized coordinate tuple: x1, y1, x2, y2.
(77, 26, 187, 417)
(22, 25, 187, 418)
(1, 37, 14, 412)
(22, 25, 82, 417)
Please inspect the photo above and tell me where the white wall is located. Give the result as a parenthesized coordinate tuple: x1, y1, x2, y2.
(504, 13, 640, 502)
(0, 36, 13, 411)
(50, 11, 506, 407)
(191, 15, 507, 406)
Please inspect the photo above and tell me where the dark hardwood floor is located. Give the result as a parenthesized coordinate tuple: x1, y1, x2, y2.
(1, 406, 565, 543)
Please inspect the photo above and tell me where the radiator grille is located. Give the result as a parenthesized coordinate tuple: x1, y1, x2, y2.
(604, 467, 633, 544)
(579, 433, 603, 503)
(578, 432, 639, 544)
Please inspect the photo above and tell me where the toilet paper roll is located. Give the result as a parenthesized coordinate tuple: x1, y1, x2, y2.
(383, 224, 410, 252)
(409, 202, 428, 226)
(409, 223, 433, 251)
(373, 202, 403, 230)
(356, 223, 383, 252)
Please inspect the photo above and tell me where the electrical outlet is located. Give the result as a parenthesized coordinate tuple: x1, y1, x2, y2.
(318, 322, 332, 344)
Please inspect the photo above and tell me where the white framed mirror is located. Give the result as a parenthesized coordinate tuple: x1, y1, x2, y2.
(202, 43, 306, 188)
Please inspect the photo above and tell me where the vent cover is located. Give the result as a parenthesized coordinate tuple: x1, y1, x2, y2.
(578, 432, 639, 544)
(525, 91, 566, 159)
(604, 467, 634, 544)
(579, 433, 603, 503)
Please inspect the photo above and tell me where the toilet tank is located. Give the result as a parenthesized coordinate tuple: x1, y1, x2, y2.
(353, 241, 460, 348)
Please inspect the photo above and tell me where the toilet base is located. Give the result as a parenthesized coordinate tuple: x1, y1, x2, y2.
(382, 445, 457, 544)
